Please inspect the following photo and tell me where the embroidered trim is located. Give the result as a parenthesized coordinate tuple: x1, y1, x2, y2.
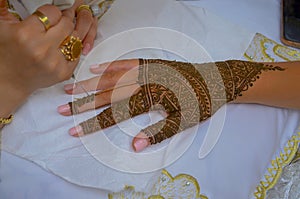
(108, 169, 208, 199)
(154, 169, 208, 199)
(253, 132, 300, 199)
(243, 33, 300, 62)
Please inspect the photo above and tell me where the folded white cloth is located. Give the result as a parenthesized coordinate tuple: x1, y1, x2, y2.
(3, 0, 300, 198)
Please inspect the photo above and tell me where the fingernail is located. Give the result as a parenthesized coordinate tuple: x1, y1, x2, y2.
(64, 84, 76, 91)
(57, 104, 71, 115)
(133, 138, 149, 152)
(90, 64, 99, 70)
(82, 43, 91, 55)
(90, 64, 105, 74)
(69, 125, 83, 136)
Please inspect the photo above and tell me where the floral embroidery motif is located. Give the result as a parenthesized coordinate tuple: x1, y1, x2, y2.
(243, 33, 300, 62)
(254, 132, 300, 199)
(108, 170, 208, 199)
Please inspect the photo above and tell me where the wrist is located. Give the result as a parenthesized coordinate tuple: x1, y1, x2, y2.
(0, 78, 31, 118)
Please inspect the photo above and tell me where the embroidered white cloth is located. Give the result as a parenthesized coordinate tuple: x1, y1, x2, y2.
(2, 0, 300, 198)
(266, 158, 300, 198)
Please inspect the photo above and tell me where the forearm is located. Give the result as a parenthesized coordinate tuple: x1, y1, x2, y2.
(234, 61, 300, 109)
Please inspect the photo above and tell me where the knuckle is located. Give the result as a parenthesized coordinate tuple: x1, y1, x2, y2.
(80, 11, 93, 21)
(60, 17, 75, 33)
(66, 18, 75, 30)
(45, 60, 60, 72)
(58, 67, 74, 82)
(38, 4, 62, 20)
(30, 49, 45, 64)
(14, 30, 48, 63)
(13, 26, 30, 44)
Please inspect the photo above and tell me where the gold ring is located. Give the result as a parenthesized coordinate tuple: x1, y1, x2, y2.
(32, 10, 50, 31)
(76, 5, 93, 16)
(60, 36, 83, 61)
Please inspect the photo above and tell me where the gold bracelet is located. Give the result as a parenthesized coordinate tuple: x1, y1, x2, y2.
(0, 115, 13, 125)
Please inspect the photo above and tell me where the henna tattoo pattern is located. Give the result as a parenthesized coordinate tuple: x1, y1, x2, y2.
(69, 94, 95, 114)
(70, 59, 284, 145)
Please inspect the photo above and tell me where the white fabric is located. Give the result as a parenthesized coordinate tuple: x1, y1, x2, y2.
(27, 0, 75, 13)
(12, 0, 74, 14)
(1, 0, 300, 198)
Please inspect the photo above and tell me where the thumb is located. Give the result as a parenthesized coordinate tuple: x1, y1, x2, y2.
(132, 132, 150, 152)
(132, 111, 182, 152)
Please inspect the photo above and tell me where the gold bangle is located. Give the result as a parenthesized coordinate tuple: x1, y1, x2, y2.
(0, 115, 13, 125)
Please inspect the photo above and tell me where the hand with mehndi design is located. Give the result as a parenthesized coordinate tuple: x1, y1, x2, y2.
(58, 59, 300, 152)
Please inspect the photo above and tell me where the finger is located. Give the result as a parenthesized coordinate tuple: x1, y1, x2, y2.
(46, 16, 75, 47)
(67, 87, 150, 136)
(90, 59, 140, 74)
(62, 0, 83, 21)
(44, 19, 81, 81)
(75, 5, 93, 41)
(58, 83, 140, 116)
(132, 111, 182, 152)
(82, 17, 98, 55)
(64, 65, 138, 94)
(22, 4, 62, 32)
(44, 17, 78, 70)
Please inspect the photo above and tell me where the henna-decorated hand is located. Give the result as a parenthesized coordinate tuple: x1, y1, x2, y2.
(58, 59, 284, 152)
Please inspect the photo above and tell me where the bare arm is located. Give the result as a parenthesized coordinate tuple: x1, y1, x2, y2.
(235, 61, 300, 109)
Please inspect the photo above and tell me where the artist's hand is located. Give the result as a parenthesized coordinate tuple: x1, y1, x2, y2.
(63, 0, 98, 55)
(0, 2, 81, 102)
(58, 59, 282, 152)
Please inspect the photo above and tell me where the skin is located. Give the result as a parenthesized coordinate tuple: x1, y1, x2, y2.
(63, 0, 98, 55)
(0, 0, 97, 128)
(57, 59, 300, 152)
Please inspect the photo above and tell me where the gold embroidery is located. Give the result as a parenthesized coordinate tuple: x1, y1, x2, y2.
(108, 186, 148, 199)
(108, 169, 208, 199)
(244, 33, 300, 62)
(152, 169, 208, 199)
(273, 45, 300, 61)
(254, 132, 300, 199)
(291, 147, 300, 164)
